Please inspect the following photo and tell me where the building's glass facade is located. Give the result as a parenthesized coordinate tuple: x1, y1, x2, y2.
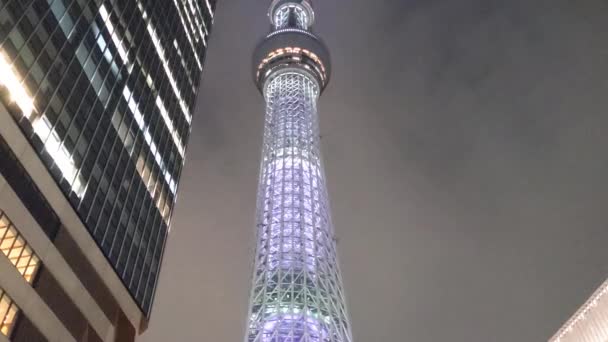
(0, 0, 216, 314)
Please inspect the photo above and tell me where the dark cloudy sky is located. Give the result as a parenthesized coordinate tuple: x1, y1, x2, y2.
(141, 0, 608, 341)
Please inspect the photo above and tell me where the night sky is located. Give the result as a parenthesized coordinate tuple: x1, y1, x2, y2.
(141, 0, 608, 341)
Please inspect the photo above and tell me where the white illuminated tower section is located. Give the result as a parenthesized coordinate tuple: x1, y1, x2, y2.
(245, 1, 353, 341)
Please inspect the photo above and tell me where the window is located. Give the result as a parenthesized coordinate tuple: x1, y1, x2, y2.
(0, 289, 19, 337)
(0, 210, 41, 283)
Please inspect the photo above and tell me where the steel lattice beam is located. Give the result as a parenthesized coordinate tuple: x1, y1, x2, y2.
(244, 1, 353, 341)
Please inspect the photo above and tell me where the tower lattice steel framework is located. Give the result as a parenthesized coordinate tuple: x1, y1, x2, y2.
(244, 1, 353, 341)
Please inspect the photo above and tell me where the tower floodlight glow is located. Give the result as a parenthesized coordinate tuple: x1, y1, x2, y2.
(244, 1, 354, 341)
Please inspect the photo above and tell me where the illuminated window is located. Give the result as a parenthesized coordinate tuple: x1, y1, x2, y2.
(136, 1, 194, 123)
(0, 210, 41, 284)
(0, 289, 19, 337)
(0, 51, 36, 118)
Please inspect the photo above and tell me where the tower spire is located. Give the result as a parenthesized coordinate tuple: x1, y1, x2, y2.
(244, 1, 353, 341)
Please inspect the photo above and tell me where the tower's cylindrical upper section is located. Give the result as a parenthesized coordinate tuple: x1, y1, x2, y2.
(269, 0, 315, 29)
(252, 0, 331, 93)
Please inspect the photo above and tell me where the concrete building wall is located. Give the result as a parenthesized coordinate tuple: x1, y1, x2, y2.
(0, 104, 144, 341)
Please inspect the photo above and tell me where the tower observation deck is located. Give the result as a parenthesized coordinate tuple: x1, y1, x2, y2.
(244, 1, 354, 341)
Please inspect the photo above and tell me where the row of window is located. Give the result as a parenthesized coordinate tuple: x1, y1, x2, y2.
(0, 210, 42, 284)
(0, 289, 19, 337)
(0, 130, 61, 240)
(0, 210, 44, 339)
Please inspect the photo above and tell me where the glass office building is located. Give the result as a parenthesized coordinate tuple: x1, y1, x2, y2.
(0, 0, 216, 340)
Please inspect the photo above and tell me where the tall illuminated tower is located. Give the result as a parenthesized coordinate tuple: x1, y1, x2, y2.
(245, 1, 353, 341)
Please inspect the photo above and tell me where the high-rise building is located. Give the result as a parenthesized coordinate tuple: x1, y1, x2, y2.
(550, 278, 608, 342)
(0, 0, 216, 340)
(244, 1, 353, 341)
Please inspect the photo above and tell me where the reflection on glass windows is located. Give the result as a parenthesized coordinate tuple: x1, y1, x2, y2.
(32, 115, 86, 198)
(0, 288, 19, 337)
(0, 210, 41, 284)
(0, 51, 36, 119)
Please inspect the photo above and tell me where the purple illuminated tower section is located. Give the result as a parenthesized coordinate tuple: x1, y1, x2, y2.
(245, 1, 353, 341)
